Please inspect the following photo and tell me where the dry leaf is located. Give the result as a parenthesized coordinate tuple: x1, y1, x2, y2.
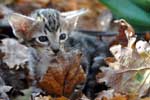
(80, 95, 90, 100)
(34, 95, 52, 100)
(144, 32, 150, 41)
(111, 95, 127, 100)
(34, 95, 69, 100)
(38, 50, 86, 98)
(100, 46, 150, 97)
(95, 89, 114, 100)
(0, 38, 29, 68)
(55, 96, 69, 100)
(135, 40, 150, 54)
(98, 19, 150, 98)
(95, 90, 128, 100)
(111, 19, 135, 47)
(141, 97, 150, 100)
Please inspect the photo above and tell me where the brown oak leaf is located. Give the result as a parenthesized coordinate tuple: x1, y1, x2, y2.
(38, 51, 86, 98)
(98, 19, 150, 98)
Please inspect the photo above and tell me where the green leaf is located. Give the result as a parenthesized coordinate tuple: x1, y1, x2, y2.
(99, 0, 150, 31)
(131, 0, 150, 10)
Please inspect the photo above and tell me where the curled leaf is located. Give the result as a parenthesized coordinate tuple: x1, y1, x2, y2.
(111, 19, 135, 47)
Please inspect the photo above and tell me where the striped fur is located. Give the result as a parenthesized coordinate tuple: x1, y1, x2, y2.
(31, 9, 61, 33)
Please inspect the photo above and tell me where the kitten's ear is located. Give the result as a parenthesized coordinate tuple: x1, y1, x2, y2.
(8, 13, 36, 40)
(61, 8, 89, 29)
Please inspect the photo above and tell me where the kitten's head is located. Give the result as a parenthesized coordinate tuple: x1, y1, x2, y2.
(8, 8, 88, 54)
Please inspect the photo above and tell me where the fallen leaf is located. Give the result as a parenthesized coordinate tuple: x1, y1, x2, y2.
(38, 50, 86, 98)
(111, 19, 135, 47)
(98, 19, 150, 98)
(111, 95, 127, 100)
(55, 96, 69, 100)
(141, 97, 150, 100)
(95, 89, 114, 100)
(34, 95, 69, 100)
(144, 32, 150, 42)
(80, 95, 90, 100)
(34, 95, 52, 100)
(95, 90, 128, 100)
(0, 38, 29, 69)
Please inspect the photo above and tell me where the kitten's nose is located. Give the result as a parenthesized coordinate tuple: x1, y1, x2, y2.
(52, 49, 60, 54)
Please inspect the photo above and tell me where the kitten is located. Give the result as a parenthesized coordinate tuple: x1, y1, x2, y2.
(8, 8, 88, 79)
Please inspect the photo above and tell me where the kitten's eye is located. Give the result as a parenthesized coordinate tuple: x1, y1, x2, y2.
(59, 33, 66, 40)
(38, 36, 48, 42)
(36, 35, 49, 45)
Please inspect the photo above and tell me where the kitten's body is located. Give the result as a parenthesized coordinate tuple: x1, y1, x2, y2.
(27, 47, 49, 79)
(65, 31, 109, 98)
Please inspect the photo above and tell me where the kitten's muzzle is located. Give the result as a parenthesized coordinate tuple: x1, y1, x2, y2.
(52, 48, 60, 54)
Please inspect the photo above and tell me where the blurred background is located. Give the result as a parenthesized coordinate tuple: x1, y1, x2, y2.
(0, 0, 150, 37)
(0, 0, 113, 32)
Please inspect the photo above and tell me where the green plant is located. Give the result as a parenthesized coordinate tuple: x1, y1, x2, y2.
(99, 0, 150, 31)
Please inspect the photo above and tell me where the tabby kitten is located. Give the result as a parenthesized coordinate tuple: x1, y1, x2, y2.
(8, 8, 88, 78)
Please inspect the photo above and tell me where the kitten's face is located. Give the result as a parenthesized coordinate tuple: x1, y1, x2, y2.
(8, 9, 87, 54)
